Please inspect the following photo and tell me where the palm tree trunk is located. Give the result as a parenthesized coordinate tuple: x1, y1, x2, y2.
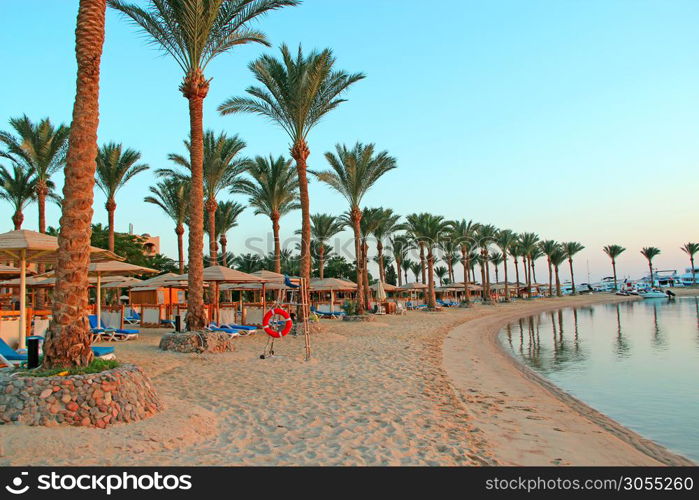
(461, 249, 470, 304)
(479, 261, 486, 301)
(176, 225, 185, 274)
(362, 240, 371, 308)
(611, 259, 617, 291)
(350, 207, 365, 314)
(568, 258, 576, 294)
(514, 257, 520, 298)
(648, 261, 654, 288)
(691, 256, 695, 285)
(395, 257, 402, 286)
(377, 240, 384, 282)
(106, 197, 116, 253)
(219, 234, 227, 266)
(547, 257, 553, 296)
(43, 0, 106, 368)
(181, 69, 209, 331)
(427, 250, 436, 308)
(271, 212, 281, 274)
(12, 211, 23, 230)
(318, 244, 325, 279)
(291, 140, 311, 286)
(206, 197, 218, 264)
(503, 254, 510, 301)
(37, 182, 48, 233)
(555, 265, 561, 296)
(419, 244, 426, 283)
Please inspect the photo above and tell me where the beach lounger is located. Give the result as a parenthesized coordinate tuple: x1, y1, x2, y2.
(0, 338, 115, 367)
(124, 309, 141, 325)
(206, 323, 241, 337)
(88, 315, 139, 341)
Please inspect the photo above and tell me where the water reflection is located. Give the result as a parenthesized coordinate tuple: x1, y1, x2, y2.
(500, 297, 699, 462)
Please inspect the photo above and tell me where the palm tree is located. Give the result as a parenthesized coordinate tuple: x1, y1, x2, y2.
(434, 266, 448, 286)
(219, 44, 364, 287)
(308, 213, 344, 279)
(510, 240, 523, 297)
(550, 247, 567, 296)
(681, 243, 699, 286)
(144, 179, 190, 273)
(411, 214, 452, 308)
(409, 261, 421, 283)
(44, 0, 108, 368)
(401, 213, 431, 284)
(110, 0, 298, 331)
(95, 142, 149, 252)
(519, 232, 540, 298)
(539, 239, 559, 296)
(0, 115, 69, 233)
(561, 241, 585, 294)
(489, 251, 503, 283)
(495, 229, 518, 301)
(311, 143, 396, 314)
(162, 131, 246, 264)
(475, 224, 498, 301)
(641, 247, 661, 287)
(0, 164, 36, 229)
(235, 155, 299, 272)
(357, 207, 383, 307)
(208, 201, 245, 267)
(438, 235, 459, 285)
(603, 244, 626, 291)
(453, 219, 479, 304)
(372, 208, 401, 283)
(389, 234, 410, 287)
(233, 253, 263, 274)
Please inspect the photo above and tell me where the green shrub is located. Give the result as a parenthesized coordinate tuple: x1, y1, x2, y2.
(17, 358, 120, 378)
(341, 300, 359, 316)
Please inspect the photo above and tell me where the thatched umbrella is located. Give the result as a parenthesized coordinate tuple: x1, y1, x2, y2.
(165, 266, 266, 325)
(310, 278, 358, 313)
(0, 229, 119, 348)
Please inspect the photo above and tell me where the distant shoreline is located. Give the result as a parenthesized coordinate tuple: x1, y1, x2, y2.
(443, 293, 696, 466)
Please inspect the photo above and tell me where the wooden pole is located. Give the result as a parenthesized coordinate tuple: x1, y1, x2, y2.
(18, 249, 27, 349)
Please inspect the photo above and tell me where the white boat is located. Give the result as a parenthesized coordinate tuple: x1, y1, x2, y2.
(639, 289, 668, 299)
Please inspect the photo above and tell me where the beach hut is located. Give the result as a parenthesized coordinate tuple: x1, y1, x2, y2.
(0, 229, 118, 348)
(310, 278, 357, 314)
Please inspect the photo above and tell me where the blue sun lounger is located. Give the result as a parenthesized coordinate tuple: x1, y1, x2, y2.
(0, 338, 115, 367)
(88, 315, 139, 341)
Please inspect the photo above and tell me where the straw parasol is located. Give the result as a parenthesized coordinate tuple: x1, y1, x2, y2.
(101, 276, 143, 289)
(165, 266, 266, 324)
(310, 278, 357, 313)
(0, 229, 120, 348)
(398, 282, 427, 290)
(87, 261, 158, 326)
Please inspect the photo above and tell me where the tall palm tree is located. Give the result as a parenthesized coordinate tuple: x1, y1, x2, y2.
(144, 179, 190, 273)
(162, 131, 246, 264)
(0, 115, 70, 233)
(510, 240, 523, 297)
(495, 229, 518, 301)
(235, 155, 299, 272)
(438, 235, 459, 285)
(603, 244, 626, 291)
(95, 142, 149, 252)
(307, 213, 344, 279)
(550, 247, 567, 297)
(208, 201, 245, 267)
(0, 164, 36, 229)
(372, 208, 401, 283)
(519, 232, 540, 298)
(539, 239, 559, 296)
(681, 243, 699, 285)
(641, 247, 661, 288)
(490, 251, 503, 283)
(409, 261, 421, 283)
(412, 214, 452, 309)
(561, 241, 585, 294)
(453, 219, 479, 304)
(44, 0, 107, 368)
(110, 0, 298, 331)
(401, 258, 413, 284)
(401, 213, 431, 284)
(311, 143, 396, 314)
(475, 224, 498, 301)
(357, 207, 383, 307)
(219, 44, 364, 286)
(389, 234, 410, 287)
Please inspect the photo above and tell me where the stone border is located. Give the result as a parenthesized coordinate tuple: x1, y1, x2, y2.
(342, 315, 376, 322)
(0, 364, 161, 428)
(159, 331, 235, 354)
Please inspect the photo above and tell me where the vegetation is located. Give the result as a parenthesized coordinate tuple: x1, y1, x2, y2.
(603, 244, 626, 291)
(681, 243, 698, 286)
(19, 358, 119, 378)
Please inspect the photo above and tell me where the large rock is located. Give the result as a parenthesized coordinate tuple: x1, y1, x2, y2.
(159, 331, 235, 354)
(0, 364, 161, 428)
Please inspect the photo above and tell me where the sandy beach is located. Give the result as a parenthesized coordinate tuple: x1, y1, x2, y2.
(1, 292, 696, 466)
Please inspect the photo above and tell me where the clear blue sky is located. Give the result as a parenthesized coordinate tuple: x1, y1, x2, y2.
(1, 0, 698, 282)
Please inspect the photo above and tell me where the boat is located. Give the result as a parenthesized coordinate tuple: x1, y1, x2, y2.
(639, 289, 668, 299)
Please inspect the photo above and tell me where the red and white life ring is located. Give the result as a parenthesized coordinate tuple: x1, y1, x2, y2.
(262, 308, 293, 338)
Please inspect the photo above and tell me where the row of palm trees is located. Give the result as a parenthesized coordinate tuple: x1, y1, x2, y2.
(604, 244, 699, 289)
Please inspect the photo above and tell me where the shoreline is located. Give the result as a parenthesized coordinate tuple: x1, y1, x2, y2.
(442, 293, 696, 466)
